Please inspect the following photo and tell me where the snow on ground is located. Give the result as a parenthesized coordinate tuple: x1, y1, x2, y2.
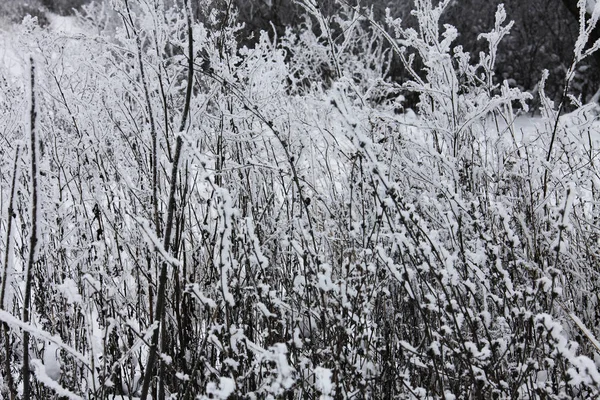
(492, 108, 600, 148)
(46, 13, 84, 35)
(0, 29, 25, 78)
(0, 12, 82, 79)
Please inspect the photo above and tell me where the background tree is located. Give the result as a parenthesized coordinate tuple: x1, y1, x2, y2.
(229, 0, 600, 107)
(39, 0, 92, 15)
(3, 0, 597, 104)
(443, 0, 600, 107)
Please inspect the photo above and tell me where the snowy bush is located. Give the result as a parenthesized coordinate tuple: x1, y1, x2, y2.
(0, 0, 600, 399)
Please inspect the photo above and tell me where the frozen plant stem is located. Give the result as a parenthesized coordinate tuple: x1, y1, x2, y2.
(0, 145, 19, 400)
(124, 0, 160, 235)
(139, 0, 193, 398)
(23, 57, 38, 400)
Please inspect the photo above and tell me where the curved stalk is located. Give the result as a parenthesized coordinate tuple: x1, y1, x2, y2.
(139, 0, 194, 398)
(23, 56, 39, 400)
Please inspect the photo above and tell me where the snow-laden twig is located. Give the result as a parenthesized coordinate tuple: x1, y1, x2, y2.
(0, 310, 90, 369)
(23, 55, 39, 400)
(132, 215, 181, 267)
(31, 359, 83, 400)
(569, 312, 600, 353)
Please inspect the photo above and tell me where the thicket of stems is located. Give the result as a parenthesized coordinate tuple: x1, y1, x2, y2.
(0, 1, 599, 399)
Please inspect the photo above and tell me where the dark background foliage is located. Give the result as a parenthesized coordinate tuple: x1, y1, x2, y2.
(233, 0, 598, 107)
(4, 0, 597, 106)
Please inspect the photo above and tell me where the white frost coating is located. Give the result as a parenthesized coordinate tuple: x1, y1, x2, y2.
(537, 313, 600, 387)
(314, 367, 333, 396)
(399, 340, 418, 354)
(574, 0, 600, 59)
(257, 302, 276, 318)
(245, 216, 269, 268)
(27, 55, 42, 263)
(188, 283, 217, 308)
(229, 326, 245, 353)
(176, 372, 190, 381)
(293, 274, 307, 294)
(271, 343, 295, 390)
(440, 24, 457, 53)
(1, 147, 21, 311)
(317, 263, 336, 292)
(444, 392, 456, 400)
(206, 377, 235, 399)
(244, 341, 295, 392)
(569, 356, 600, 386)
(43, 342, 62, 381)
(56, 278, 83, 305)
(537, 277, 553, 293)
(0, 310, 89, 367)
(31, 359, 82, 400)
(570, 313, 600, 353)
(293, 327, 304, 349)
(494, 201, 521, 247)
(560, 182, 576, 233)
(99, 319, 155, 394)
(160, 353, 172, 365)
(214, 188, 239, 306)
(135, 217, 181, 267)
(429, 341, 441, 356)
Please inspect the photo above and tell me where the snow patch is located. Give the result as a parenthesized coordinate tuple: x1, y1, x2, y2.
(206, 377, 235, 399)
(56, 278, 83, 305)
(314, 367, 333, 397)
(46, 13, 84, 35)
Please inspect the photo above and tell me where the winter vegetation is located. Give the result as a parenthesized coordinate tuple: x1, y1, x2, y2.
(1, 0, 600, 399)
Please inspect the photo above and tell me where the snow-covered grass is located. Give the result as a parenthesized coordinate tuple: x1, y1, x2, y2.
(0, 0, 599, 399)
